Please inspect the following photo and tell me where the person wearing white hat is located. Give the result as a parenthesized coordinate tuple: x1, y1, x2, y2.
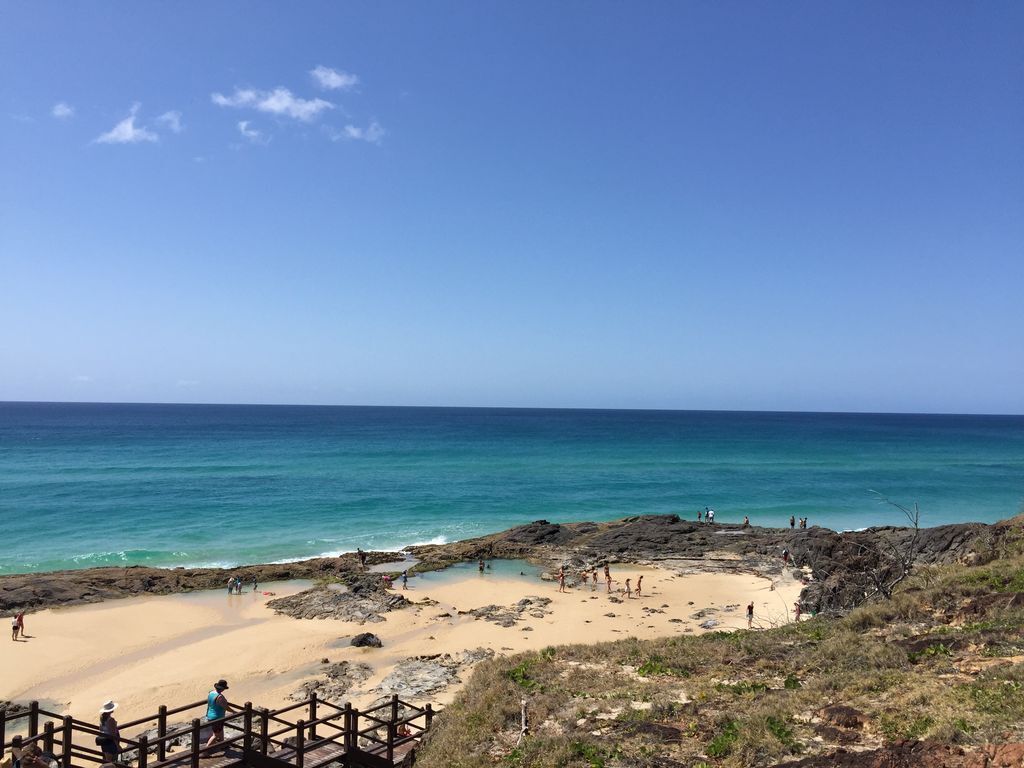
(97, 701, 120, 763)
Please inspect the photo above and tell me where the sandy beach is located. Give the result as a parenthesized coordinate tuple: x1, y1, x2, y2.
(1, 562, 802, 727)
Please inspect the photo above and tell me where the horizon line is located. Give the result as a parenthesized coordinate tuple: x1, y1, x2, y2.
(2, 399, 1022, 419)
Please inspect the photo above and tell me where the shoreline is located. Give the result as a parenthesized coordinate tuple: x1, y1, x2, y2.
(0, 564, 802, 725)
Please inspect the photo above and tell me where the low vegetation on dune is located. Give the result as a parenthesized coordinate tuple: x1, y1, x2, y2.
(416, 520, 1024, 767)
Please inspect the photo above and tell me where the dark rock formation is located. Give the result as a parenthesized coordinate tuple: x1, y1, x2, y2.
(267, 585, 409, 624)
(351, 632, 383, 648)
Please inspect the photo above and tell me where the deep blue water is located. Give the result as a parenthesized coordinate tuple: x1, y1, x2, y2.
(1, 402, 1022, 574)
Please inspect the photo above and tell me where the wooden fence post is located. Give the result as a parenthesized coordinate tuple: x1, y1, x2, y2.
(157, 705, 167, 763)
(190, 718, 201, 768)
(43, 722, 54, 753)
(28, 702, 39, 738)
(390, 695, 398, 725)
(259, 708, 269, 755)
(1, 706, 6, 759)
(424, 703, 433, 730)
(243, 703, 253, 754)
(308, 693, 317, 742)
(138, 734, 149, 768)
(386, 723, 395, 763)
(351, 710, 359, 751)
(342, 704, 352, 752)
(61, 716, 73, 768)
(294, 721, 304, 768)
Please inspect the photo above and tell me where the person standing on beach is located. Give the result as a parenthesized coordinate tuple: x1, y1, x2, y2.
(15, 611, 25, 639)
(98, 701, 121, 763)
(401, 570, 408, 590)
(205, 680, 230, 749)
(558, 567, 566, 593)
(624, 578, 632, 598)
(635, 575, 643, 597)
(793, 602, 802, 622)
(746, 601, 754, 629)
(11, 615, 18, 641)
(591, 569, 597, 590)
(252, 576, 258, 593)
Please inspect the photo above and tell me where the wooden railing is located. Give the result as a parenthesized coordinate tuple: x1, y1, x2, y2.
(1, 694, 434, 768)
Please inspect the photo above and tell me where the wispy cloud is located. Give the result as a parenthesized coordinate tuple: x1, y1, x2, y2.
(330, 120, 385, 145)
(310, 65, 359, 92)
(95, 103, 158, 144)
(212, 87, 333, 121)
(52, 102, 75, 120)
(157, 110, 183, 133)
(237, 120, 268, 144)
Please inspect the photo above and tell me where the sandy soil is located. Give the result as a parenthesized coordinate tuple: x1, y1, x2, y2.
(0, 563, 801, 727)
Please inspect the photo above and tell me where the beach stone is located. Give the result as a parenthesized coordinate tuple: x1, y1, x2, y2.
(699, 619, 719, 629)
(351, 632, 383, 648)
(458, 596, 552, 628)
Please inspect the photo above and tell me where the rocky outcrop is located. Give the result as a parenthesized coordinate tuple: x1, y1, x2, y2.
(267, 581, 409, 624)
(374, 649, 495, 698)
(457, 596, 552, 627)
(1, 513, 1010, 616)
(291, 661, 373, 702)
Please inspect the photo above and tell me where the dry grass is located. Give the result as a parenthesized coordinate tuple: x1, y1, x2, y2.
(416, 536, 1024, 767)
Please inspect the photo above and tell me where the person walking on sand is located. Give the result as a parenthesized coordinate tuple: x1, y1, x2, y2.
(793, 602, 802, 622)
(252, 576, 258, 593)
(205, 680, 230, 749)
(558, 567, 566, 593)
(401, 570, 408, 590)
(746, 601, 754, 629)
(15, 611, 25, 639)
(635, 575, 643, 597)
(591, 569, 597, 590)
(11, 615, 19, 641)
(227, 576, 234, 596)
(624, 578, 632, 598)
(98, 701, 121, 763)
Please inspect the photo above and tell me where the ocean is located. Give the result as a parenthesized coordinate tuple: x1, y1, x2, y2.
(1, 403, 1022, 575)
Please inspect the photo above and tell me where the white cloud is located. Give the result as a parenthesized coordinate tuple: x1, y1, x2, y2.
(157, 110, 183, 133)
(52, 102, 75, 119)
(310, 65, 359, 91)
(95, 103, 158, 144)
(72, 374, 93, 383)
(237, 120, 268, 144)
(333, 120, 385, 145)
(211, 87, 333, 121)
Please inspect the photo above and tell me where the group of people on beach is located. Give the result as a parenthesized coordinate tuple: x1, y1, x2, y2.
(10, 610, 25, 641)
(556, 563, 643, 599)
(226, 576, 256, 595)
(789, 515, 809, 529)
(697, 507, 716, 523)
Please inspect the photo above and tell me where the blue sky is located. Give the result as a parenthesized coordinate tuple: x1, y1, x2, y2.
(1, 2, 1022, 413)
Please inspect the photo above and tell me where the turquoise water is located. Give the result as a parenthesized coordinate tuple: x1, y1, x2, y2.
(1, 403, 1022, 574)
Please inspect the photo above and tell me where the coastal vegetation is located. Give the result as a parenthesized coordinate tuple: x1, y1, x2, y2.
(416, 516, 1024, 767)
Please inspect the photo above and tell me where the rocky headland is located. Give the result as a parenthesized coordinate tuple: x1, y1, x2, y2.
(0, 514, 1010, 617)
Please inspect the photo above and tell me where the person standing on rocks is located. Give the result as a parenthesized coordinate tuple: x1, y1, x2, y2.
(697, 509, 702, 523)
(782, 548, 790, 566)
(205, 680, 230, 749)
(357, 548, 367, 569)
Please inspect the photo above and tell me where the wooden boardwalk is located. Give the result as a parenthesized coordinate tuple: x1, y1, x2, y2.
(2, 694, 433, 768)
